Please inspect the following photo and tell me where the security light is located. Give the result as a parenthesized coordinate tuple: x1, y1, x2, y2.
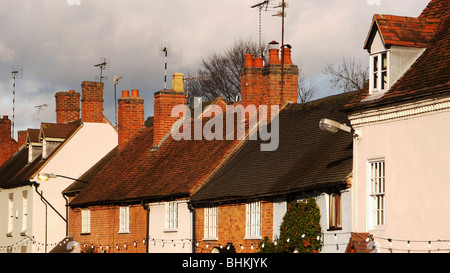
(319, 118, 359, 137)
(37, 173, 88, 184)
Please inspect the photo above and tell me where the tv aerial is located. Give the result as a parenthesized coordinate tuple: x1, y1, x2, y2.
(159, 41, 171, 90)
(113, 75, 123, 128)
(94, 58, 110, 83)
(251, 1, 270, 58)
(35, 104, 48, 126)
(11, 65, 23, 138)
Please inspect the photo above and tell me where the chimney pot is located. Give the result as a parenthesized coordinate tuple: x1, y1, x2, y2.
(244, 54, 254, 67)
(131, 89, 139, 97)
(122, 90, 130, 97)
(3, 115, 8, 120)
(254, 57, 264, 68)
(171, 73, 184, 93)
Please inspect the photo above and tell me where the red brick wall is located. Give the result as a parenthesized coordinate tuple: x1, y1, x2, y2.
(118, 90, 144, 151)
(81, 81, 104, 123)
(194, 201, 273, 253)
(55, 90, 80, 124)
(153, 90, 186, 146)
(70, 204, 148, 253)
(0, 116, 18, 167)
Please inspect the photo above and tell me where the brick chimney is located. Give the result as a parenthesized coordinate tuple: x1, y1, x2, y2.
(240, 54, 264, 107)
(153, 73, 187, 147)
(240, 41, 298, 107)
(55, 90, 81, 124)
(0, 115, 18, 167)
(17, 130, 27, 148)
(118, 89, 145, 151)
(81, 81, 104, 123)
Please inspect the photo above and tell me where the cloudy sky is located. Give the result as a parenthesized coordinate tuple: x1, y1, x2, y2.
(0, 0, 430, 138)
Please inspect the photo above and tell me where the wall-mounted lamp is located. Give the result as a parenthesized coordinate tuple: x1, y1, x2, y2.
(319, 118, 360, 137)
(37, 173, 88, 184)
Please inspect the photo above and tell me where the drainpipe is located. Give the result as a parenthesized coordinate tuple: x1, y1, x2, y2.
(187, 202, 195, 253)
(62, 194, 69, 237)
(141, 200, 150, 253)
(31, 182, 67, 253)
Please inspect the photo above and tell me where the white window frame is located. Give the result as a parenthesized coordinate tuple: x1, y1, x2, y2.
(81, 208, 91, 234)
(119, 206, 130, 234)
(245, 200, 262, 239)
(7, 193, 14, 235)
(21, 191, 28, 234)
(368, 159, 385, 229)
(203, 206, 218, 240)
(370, 51, 389, 94)
(165, 202, 178, 232)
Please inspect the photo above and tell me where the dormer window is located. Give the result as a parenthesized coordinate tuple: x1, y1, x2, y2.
(370, 51, 389, 93)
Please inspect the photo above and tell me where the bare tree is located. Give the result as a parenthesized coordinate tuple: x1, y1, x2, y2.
(186, 38, 267, 102)
(323, 56, 369, 92)
(298, 67, 316, 103)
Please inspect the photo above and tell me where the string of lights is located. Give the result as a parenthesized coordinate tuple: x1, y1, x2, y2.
(2, 232, 450, 252)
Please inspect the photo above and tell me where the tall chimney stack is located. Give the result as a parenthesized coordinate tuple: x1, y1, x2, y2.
(0, 115, 18, 167)
(81, 81, 104, 123)
(262, 41, 298, 105)
(240, 54, 264, 107)
(55, 90, 81, 124)
(153, 73, 187, 147)
(118, 89, 145, 151)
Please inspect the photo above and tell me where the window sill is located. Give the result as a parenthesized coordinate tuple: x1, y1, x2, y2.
(6, 232, 13, 237)
(203, 238, 218, 241)
(81, 232, 91, 235)
(244, 236, 262, 240)
(164, 229, 178, 233)
(20, 231, 27, 236)
(327, 227, 342, 232)
(118, 231, 130, 234)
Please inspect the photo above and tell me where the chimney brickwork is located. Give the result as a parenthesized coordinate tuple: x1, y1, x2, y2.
(118, 89, 145, 151)
(0, 115, 18, 167)
(55, 90, 81, 124)
(81, 81, 104, 123)
(241, 41, 299, 107)
(153, 73, 187, 147)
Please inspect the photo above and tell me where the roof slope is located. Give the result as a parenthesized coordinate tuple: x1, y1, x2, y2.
(364, 14, 439, 49)
(70, 115, 240, 207)
(0, 122, 81, 189)
(190, 91, 356, 204)
(346, 0, 450, 110)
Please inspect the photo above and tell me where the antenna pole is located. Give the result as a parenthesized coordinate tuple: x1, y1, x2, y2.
(113, 76, 123, 129)
(163, 47, 168, 90)
(12, 71, 17, 138)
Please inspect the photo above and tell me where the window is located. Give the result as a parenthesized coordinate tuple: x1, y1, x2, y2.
(329, 193, 341, 230)
(119, 206, 130, 233)
(245, 201, 261, 239)
(369, 160, 385, 228)
(21, 191, 28, 234)
(204, 206, 218, 240)
(165, 202, 178, 231)
(370, 52, 388, 93)
(8, 193, 13, 235)
(81, 209, 91, 234)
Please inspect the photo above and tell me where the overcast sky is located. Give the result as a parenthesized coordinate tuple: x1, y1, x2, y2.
(0, 0, 430, 138)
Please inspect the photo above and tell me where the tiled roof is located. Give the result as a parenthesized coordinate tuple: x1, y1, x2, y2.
(364, 14, 439, 49)
(190, 91, 356, 204)
(40, 121, 81, 139)
(0, 123, 82, 189)
(346, 0, 450, 110)
(70, 115, 240, 206)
